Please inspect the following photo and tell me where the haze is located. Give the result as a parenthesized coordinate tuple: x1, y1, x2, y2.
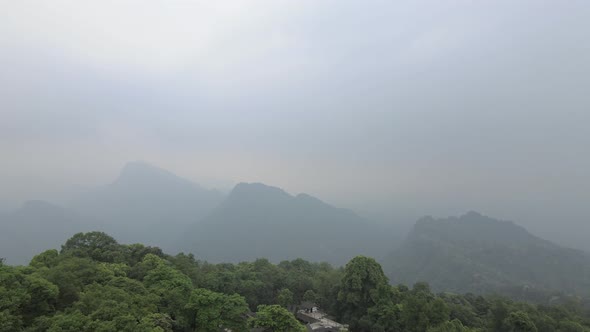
(1, 1, 589, 249)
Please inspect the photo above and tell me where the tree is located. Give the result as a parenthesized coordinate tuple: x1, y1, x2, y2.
(366, 286, 404, 332)
(8, 233, 590, 332)
(169, 253, 203, 286)
(44, 310, 91, 332)
(313, 265, 342, 313)
(558, 320, 585, 332)
(20, 273, 59, 322)
(61, 232, 122, 263)
(490, 299, 511, 332)
(400, 291, 431, 332)
(337, 256, 388, 323)
(0, 310, 22, 332)
(138, 313, 173, 332)
(121, 244, 164, 267)
(427, 319, 476, 332)
(429, 298, 451, 326)
(277, 288, 294, 307)
(248, 305, 306, 332)
(74, 282, 157, 327)
(302, 289, 317, 303)
(399, 283, 450, 332)
(142, 254, 193, 330)
(185, 288, 248, 332)
(504, 311, 538, 332)
(30, 250, 59, 269)
(0, 264, 59, 327)
(220, 293, 250, 331)
(44, 256, 115, 308)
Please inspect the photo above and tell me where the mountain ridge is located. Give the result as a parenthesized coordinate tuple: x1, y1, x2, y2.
(184, 182, 396, 265)
(0, 200, 100, 265)
(384, 211, 590, 302)
(69, 162, 225, 252)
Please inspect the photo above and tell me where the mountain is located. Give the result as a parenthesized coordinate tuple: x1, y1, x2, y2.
(69, 161, 225, 253)
(0, 200, 99, 265)
(384, 212, 590, 301)
(183, 182, 396, 265)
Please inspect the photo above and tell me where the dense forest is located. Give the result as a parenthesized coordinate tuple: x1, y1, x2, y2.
(4, 164, 590, 315)
(2, 232, 590, 332)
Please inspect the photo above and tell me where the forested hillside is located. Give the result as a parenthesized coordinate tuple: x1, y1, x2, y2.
(2, 232, 590, 332)
(384, 212, 590, 303)
(184, 182, 395, 265)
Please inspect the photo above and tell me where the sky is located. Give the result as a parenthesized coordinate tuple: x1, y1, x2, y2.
(1, 1, 589, 246)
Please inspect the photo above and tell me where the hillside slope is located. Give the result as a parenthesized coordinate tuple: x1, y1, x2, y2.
(0, 200, 99, 264)
(184, 182, 396, 265)
(384, 212, 590, 301)
(70, 161, 225, 252)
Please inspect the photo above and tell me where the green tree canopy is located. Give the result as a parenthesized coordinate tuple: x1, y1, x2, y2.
(248, 305, 306, 332)
(277, 288, 294, 307)
(504, 311, 538, 332)
(337, 255, 389, 323)
(61, 232, 122, 263)
(185, 288, 248, 332)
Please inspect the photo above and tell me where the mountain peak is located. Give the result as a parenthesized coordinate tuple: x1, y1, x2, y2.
(117, 161, 169, 180)
(228, 182, 292, 200)
(410, 212, 536, 247)
(386, 212, 590, 298)
(113, 161, 196, 190)
(187, 183, 390, 265)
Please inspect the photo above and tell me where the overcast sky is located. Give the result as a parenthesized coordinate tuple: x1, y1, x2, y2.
(1, 1, 589, 245)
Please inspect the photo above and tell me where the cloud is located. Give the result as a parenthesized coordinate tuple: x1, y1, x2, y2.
(1, 1, 311, 73)
(0, 0, 589, 250)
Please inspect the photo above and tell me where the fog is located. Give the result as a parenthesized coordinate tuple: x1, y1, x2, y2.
(1, 1, 589, 249)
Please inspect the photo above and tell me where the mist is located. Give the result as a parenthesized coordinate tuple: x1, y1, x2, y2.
(1, 0, 589, 251)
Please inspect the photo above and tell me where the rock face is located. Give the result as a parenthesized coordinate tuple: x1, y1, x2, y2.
(183, 182, 394, 266)
(384, 212, 590, 301)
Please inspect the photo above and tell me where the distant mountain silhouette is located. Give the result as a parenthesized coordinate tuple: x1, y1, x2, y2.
(69, 161, 225, 252)
(0, 200, 99, 265)
(183, 182, 396, 265)
(384, 212, 590, 301)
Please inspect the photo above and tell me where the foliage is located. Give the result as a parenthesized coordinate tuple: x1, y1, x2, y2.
(426, 319, 476, 332)
(337, 255, 389, 327)
(2, 232, 590, 332)
(277, 288, 294, 307)
(248, 305, 306, 332)
(504, 311, 538, 332)
(185, 288, 248, 331)
(60, 232, 121, 263)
